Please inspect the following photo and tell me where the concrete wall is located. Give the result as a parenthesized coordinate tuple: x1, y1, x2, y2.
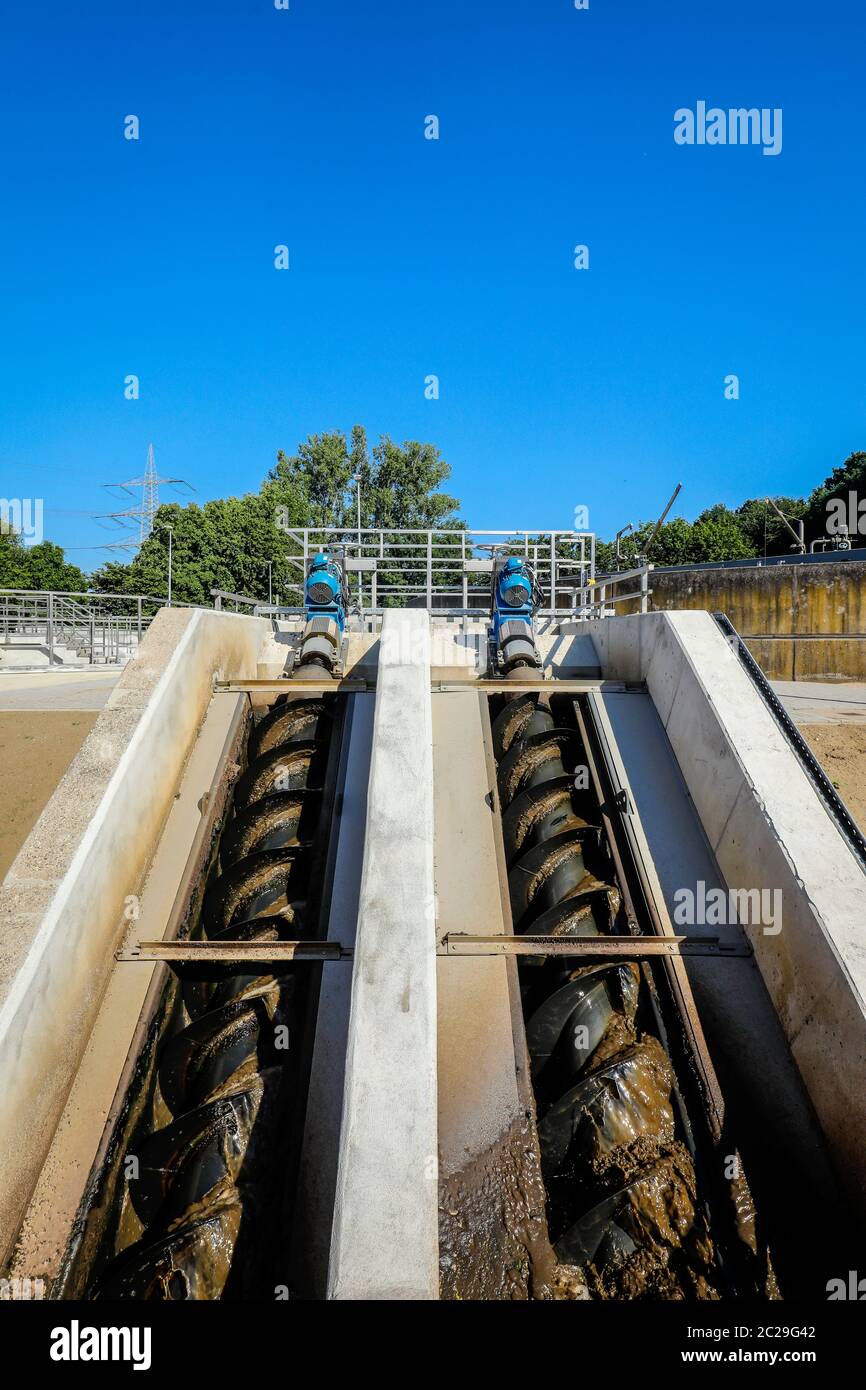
(643, 561, 866, 680)
(0, 607, 270, 1266)
(328, 610, 439, 1299)
(291, 693, 375, 1299)
(586, 609, 866, 1220)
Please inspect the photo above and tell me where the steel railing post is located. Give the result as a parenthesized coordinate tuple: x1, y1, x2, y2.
(641, 566, 650, 614)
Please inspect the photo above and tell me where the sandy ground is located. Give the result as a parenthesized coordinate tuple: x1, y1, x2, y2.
(0, 670, 862, 885)
(799, 724, 866, 835)
(0, 712, 98, 881)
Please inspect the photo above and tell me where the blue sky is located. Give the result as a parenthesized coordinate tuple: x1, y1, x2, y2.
(1, 0, 864, 572)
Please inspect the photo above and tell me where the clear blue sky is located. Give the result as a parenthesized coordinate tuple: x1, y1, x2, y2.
(2, 0, 864, 572)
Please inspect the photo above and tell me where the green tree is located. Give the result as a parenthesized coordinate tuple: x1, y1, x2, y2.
(804, 451, 866, 542)
(0, 530, 88, 591)
(0, 530, 29, 587)
(90, 423, 465, 606)
(92, 494, 304, 606)
(690, 505, 757, 562)
(735, 496, 806, 556)
(264, 426, 463, 602)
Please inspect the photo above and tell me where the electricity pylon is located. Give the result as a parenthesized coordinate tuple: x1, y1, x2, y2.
(99, 444, 194, 551)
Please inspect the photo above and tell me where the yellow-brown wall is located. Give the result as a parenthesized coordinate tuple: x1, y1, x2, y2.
(645, 561, 866, 681)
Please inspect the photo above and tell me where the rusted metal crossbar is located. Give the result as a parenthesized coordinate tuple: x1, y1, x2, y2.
(440, 934, 751, 958)
(214, 678, 370, 693)
(118, 940, 353, 963)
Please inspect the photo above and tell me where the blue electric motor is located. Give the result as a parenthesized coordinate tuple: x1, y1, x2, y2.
(491, 555, 541, 674)
(305, 552, 347, 630)
(295, 551, 348, 674)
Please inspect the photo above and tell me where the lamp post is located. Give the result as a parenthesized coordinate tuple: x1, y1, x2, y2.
(352, 473, 362, 610)
(266, 560, 273, 606)
(163, 524, 174, 607)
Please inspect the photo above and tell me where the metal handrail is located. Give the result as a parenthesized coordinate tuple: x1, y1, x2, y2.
(0, 588, 194, 665)
(573, 565, 653, 619)
(274, 527, 596, 615)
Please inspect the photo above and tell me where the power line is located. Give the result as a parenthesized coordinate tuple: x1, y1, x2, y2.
(98, 443, 195, 550)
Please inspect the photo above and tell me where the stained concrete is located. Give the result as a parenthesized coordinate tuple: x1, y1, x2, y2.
(600, 687, 853, 1292)
(0, 607, 270, 1267)
(585, 609, 866, 1223)
(433, 692, 521, 1177)
(291, 693, 375, 1298)
(327, 610, 438, 1300)
(7, 692, 246, 1286)
(644, 561, 866, 681)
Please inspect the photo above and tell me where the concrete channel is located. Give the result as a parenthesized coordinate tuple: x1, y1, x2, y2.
(0, 602, 864, 1300)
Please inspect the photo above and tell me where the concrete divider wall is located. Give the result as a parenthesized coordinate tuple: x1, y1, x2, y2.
(328, 610, 439, 1300)
(0, 607, 270, 1266)
(586, 609, 866, 1219)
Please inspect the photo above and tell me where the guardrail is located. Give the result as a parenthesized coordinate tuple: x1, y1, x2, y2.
(0, 589, 201, 665)
(572, 566, 653, 619)
(276, 527, 596, 614)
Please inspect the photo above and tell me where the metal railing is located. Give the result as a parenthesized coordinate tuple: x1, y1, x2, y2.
(276, 528, 596, 615)
(0, 589, 201, 666)
(574, 566, 653, 619)
(1, 535, 613, 666)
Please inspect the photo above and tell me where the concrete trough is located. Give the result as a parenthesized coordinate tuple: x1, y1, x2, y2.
(584, 609, 866, 1223)
(0, 607, 270, 1269)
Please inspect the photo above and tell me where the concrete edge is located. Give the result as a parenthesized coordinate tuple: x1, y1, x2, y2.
(584, 609, 866, 1219)
(0, 607, 269, 1263)
(327, 609, 439, 1300)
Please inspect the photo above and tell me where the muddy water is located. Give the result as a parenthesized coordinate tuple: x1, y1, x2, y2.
(438, 1114, 588, 1301)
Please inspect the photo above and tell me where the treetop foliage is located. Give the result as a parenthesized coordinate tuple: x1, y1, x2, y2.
(0, 530, 88, 592)
(4, 438, 865, 598)
(91, 426, 462, 604)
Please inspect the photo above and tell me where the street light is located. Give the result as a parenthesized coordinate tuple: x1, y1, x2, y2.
(352, 473, 362, 610)
(265, 560, 273, 606)
(161, 524, 174, 607)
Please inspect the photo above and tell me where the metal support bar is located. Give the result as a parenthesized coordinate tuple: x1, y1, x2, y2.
(431, 678, 629, 693)
(440, 933, 751, 958)
(214, 677, 371, 693)
(118, 940, 353, 963)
